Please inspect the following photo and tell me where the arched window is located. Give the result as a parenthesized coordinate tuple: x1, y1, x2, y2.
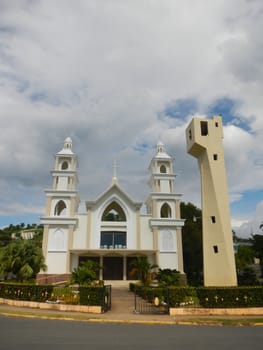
(54, 200, 67, 216)
(160, 165, 167, 173)
(160, 203, 171, 218)
(61, 161, 69, 170)
(102, 201, 126, 221)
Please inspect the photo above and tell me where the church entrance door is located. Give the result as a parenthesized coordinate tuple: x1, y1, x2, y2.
(103, 257, 123, 280)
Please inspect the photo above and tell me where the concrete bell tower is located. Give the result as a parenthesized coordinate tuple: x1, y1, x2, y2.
(146, 142, 184, 273)
(39, 137, 80, 284)
(186, 116, 237, 286)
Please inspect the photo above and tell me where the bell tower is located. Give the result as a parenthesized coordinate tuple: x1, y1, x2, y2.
(39, 137, 79, 284)
(186, 116, 237, 286)
(146, 142, 184, 273)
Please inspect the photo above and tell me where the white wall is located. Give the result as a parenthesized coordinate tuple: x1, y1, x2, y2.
(48, 228, 68, 252)
(140, 216, 153, 249)
(72, 214, 87, 249)
(46, 252, 67, 274)
(57, 176, 68, 190)
(158, 229, 177, 252)
(158, 252, 178, 270)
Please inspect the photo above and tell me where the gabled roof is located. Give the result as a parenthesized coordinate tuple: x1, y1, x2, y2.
(85, 182, 142, 211)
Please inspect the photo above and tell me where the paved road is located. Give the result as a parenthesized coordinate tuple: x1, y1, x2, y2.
(0, 316, 262, 350)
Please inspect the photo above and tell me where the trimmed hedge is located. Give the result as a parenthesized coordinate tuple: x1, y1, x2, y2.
(0, 283, 52, 302)
(0, 283, 110, 308)
(196, 287, 263, 308)
(79, 286, 107, 306)
(131, 284, 263, 308)
(132, 285, 197, 307)
(134, 285, 168, 304)
(169, 287, 197, 307)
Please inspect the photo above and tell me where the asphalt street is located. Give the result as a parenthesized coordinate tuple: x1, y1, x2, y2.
(0, 316, 262, 350)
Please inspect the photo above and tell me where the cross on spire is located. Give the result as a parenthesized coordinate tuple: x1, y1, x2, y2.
(112, 158, 119, 184)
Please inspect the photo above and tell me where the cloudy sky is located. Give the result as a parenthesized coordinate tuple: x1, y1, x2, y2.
(0, 0, 263, 237)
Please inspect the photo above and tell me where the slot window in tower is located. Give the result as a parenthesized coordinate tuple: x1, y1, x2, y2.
(211, 216, 216, 223)
(189, 129, 192, 140)
(200, 121, 208, 136)
(213, 245, 219, 254)
(213, 154, 218, 161)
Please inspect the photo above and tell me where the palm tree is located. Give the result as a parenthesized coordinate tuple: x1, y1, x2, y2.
(70, 260, 102, 286)
(130, 256, 158, 285)
(0, 239, 46, 281)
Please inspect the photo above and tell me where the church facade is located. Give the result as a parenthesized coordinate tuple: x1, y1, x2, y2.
(38, 138, 185, 284)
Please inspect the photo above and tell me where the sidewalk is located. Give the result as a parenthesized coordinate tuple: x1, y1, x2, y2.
(1, 286, 263, 326)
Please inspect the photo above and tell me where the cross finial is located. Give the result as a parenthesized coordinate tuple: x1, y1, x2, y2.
(112, 158, 119, 184)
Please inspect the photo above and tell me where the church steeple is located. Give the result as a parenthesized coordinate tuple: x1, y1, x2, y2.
(41, 137, 79, 220)
(149, 141, 175, 194)
(58, 137, 74, 155)
(156, 141, 170, 158)
(111, 159, 119, 185)
(145, 141, 185, 273)
(52, 137, 78, 191)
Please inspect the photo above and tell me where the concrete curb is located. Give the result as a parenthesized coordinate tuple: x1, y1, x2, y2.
(1, 307, 263, 327)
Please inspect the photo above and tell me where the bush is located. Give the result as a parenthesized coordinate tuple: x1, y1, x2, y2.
(131, 284, 263, 308)
(0, 283, 52, 302)
(169, 287, 198, 307)
(79, 286, 106, 306)
(196, 286, 263, 308)
(49, 287, 79, 305)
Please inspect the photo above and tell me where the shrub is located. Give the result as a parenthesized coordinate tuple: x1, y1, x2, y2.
(79, 286, 106, 306)
(169, 287, 198, 307)
(0, 283, 52, 302)
(196, 286, 263, 308)
(49, 287, 79, 305)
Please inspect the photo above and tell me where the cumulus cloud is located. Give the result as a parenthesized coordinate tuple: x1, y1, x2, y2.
(0, 0, 262, 236)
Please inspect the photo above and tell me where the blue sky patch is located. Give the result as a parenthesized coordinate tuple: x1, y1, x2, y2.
(162, 98, 198, 120)
(207, 97, 251, 132)
(230, 189, 263, 217)
(133, 142, 149, 155)
(0, 214, 40, 229)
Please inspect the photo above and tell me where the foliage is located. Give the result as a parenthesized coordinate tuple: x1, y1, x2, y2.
(0, 283, 52, 302)
(133, 284, 169, 304)
(129, 257, 158, 286)
(238, 267, 259, 286)
(156, 268, 181, 286)
(70, 260, 102, 286)
(79, 286, 109, 307)
(180, 202, 203, 285)
(251, 234, 263, 276)
(0, 282, 109, 308)
(0, 239, 46, 282)
(169, 287, 198, 307)
(196, 286, 263, 308)
(235, 244, 254, 273)
(0, 223, 43, 247)
(133, 285, 197, 307)
(131, 284, 263, 308)
(49, 287, 79, 304)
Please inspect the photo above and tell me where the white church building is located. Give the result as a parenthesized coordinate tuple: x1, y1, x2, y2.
(38, 138, 185, 284)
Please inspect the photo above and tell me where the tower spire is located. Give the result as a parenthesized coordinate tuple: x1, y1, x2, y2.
(112, 158, 119, 184)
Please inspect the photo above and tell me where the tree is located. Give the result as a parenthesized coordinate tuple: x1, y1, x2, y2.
(180, 202, 203, 286)
(156, 268, 181, 286)
(130, 257, 158, 286)
(251, 234, 263, 277)
(235, 244, 254, 272)
(238, 267, 259, 286)
(0, 239, 46, 281)
(70, 260, 102, 286)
